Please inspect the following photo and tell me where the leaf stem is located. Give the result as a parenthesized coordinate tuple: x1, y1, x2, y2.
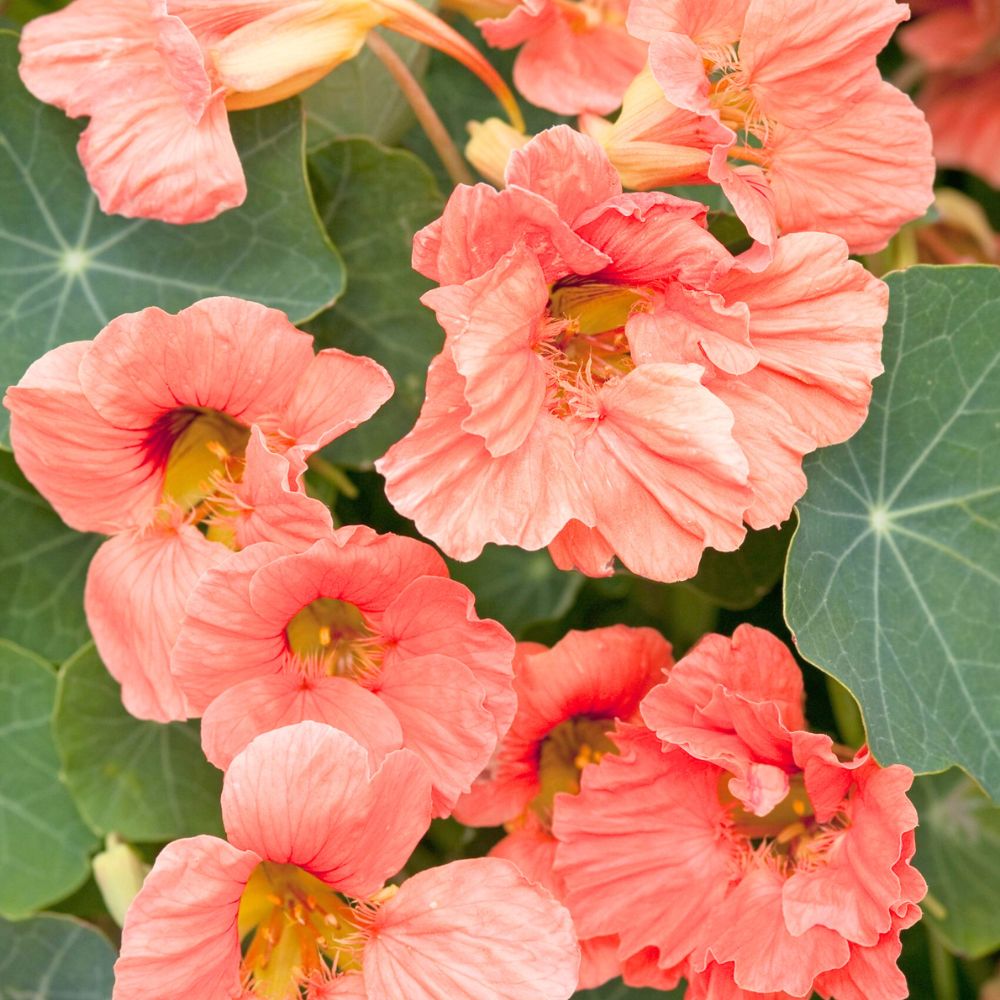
(366, 31, 474, 188)
(307, 455, 359, 499)
(825, 675, 866, 749)
(927, 926, 960, 1000)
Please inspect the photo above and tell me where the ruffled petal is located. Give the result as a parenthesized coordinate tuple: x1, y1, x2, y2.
(85, 523, 229, 721)
(113, 836, 259, 1000)
(364, 858, 579, 1000)
(222, 723, 432, 897)
(200, 672, 405, 770)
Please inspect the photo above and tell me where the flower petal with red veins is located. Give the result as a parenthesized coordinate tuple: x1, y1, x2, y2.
(767, 82, 935, 253)
(712, 233, 887, 446)
(365, 858, 579, 1000)
(222, 723, 432, 897)
(371, 654, 497, 816)
(696, 866, 851, 996)
(813, 912, 915, 1000)
(627, 0, 751, 45)
(687, 961, 804, 1000)
(4, 342, 157, 534)
(411, 183, 609, 285)
(647, 32, 714, 116)
(113, 836, 259, 1000)
(715, 162, 778, 248)
(424, 247, 549, 456)
(504, 125, 622, 225)
(553, 725, 735, 967)
(200, 672, 405, 770)
(85, 523, 229, 722)
(381, 574, 516, 738)
(574, 364, 750, 583)
(739, 0, 908, 126)
(548, 520, 616, 577)
(377, 354, 594, 560)
(78, 298, 315, 431)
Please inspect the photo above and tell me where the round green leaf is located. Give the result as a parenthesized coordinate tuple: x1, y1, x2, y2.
(0, 914, 114, 999)
(785, 265, 1000, 795)
(54, 645, 224, 842)
(0, 641, 96, 918)
(307, 137, 443, 465)
(912, 769, 1000, 958)
(0, 30, 344, 445)
(0, 452, 99, 661)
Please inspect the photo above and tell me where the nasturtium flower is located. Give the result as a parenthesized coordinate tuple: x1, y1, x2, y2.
(18, 0, 521, 223)
(581, 0, 935, 251)
(454, 626, 673, 988)
(170, 525, 516, 816)
(3, 297, 392, 721)
(552, 626, 926, 999)
(114, 723, 581, 1000)
(378, 126, 886, 584)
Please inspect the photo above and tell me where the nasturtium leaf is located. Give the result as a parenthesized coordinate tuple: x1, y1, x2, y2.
(0, 641, 96, 918)
(303, 28, 429, 149)
(785, 266, 1000, 796)
(912, 768, 1000, 958)
(307, 137, 444, 465)
(0, 29, 343, 445)
(54, 645, 224, 843)
(0, 914, 115, 999)
(574, 980, 684, 999)
(684, 522, 792, 611)
(447, 546, 585, 638)
(0, 452, 98, 661)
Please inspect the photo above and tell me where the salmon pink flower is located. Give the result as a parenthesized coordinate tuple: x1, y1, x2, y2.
(447, 0, 646, 115)
(455, 626, 672, 988)
(114, 722, 580, 1000)
(3, 297, 392, 721)
(900, 0, 1000, 187)
(19, 0, 522, 223)
(583, 0, 935, 251)
(169, 525, 515, 815)
(552, 626, 926, 998)
(378, 126, 886, 584)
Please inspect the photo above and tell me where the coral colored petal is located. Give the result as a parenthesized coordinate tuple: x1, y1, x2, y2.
(229, 430, 333, 549)
(697, 866, 851, 996)
(411, 183, 609, 285)
(813, 917, 911, 1000)
(767, 82, 935, 253)
(365, 858, 579, 1000)
(199, 672, 404, 770)
(113, 835, 259, 1000)
(687, 961, 805, 1000)
(79, 298, 315, 431)
(574, 193, 731, 288)
(479, 0, 554, 47)
(85, 523, 228, 722)
(279, 348, 394, 454)
(381, 574, 516, 739)
(377, 354, 593, 560)
(504, 126, 622, 224)
(424, 248, 549, 456)
(513, 18, 646, 116)
(627, 0, 751, 44)
(311, 976, 369, 999)
(372, 654, 497, 816)
(170, 542, 292, 714)
(222, 723, 432, 896)
(647, 31, 714, 115)
(548, 521, 616, 578)
(715, 163, 778, 249)
(708, 378, 812, 529)
(4, 342, 158, 534)
(712, 233, 887, 446)
(740, 0, 908, 125)
(574, 364, 750, 583)
(553, 725, 735, 966)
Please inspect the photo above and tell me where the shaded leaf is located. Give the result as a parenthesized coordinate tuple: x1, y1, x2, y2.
(307, 137, 443, 465)
(574, 980, 684, 999)
(53, 645, 224, 843)
(0, 30, 343, 444)
(0, 641, 96, 918)
(912, 769, 1000, 958)
(0, 452, 98, 661)
(0, 914, 114, 999)
(785, 266, 1000, 795)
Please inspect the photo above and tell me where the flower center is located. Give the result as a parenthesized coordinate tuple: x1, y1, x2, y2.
(285, 598, 383, 681)
(703, 47, 772, 165)
(238, 862, 392, 998)
(531, 716, 617, 826)
(539, 281, 645, 416)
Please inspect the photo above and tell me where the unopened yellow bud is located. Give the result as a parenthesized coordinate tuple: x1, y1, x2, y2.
(466, 118, 531, 187)
(93, 835, 150, 927)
